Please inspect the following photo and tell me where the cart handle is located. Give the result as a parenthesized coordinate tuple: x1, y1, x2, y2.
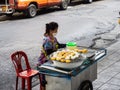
(39, 65, 72, 75)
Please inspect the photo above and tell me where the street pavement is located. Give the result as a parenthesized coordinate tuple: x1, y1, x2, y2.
(0, 21, 120, 90)
(32, 25, 120, 90)
(1, 0, 120, 89)
(0, 19, 120, 90)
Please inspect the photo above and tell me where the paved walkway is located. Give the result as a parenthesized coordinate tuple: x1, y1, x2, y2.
(93, 39, 120, 90)
(92, 25, 120, 90)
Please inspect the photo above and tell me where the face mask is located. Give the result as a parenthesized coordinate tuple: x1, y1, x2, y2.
(53, 33, 57, 36)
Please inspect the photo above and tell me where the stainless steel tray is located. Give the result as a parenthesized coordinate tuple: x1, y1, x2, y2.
(49, 48, 96, 69)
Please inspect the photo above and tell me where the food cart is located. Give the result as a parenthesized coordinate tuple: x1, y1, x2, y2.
(37, 47, 106, 90)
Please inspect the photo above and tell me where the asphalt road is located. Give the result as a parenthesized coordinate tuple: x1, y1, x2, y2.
(0, 0, 120, 89)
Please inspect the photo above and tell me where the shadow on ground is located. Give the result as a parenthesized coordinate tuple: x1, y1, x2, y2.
(0, 8, 62, 21)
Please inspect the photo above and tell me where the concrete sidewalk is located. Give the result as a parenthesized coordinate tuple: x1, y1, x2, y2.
(93, 39, 120, 90)
(93, 25, 120, 89)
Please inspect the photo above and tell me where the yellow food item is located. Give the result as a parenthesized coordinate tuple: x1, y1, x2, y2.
(61, 52, 65, 55)
(74, 49, 79, 52)
(77, 50, 83, 53)
(60, 59, 65, 62)
(65, 60, 71, 63)
(71, 53, 75, 56)
(56, 57, 61, 61)
(77, 49, 88, 53)
(50, 57, 56, 60)
(61, 56, 65, 59)
(82, 49, 88, 53)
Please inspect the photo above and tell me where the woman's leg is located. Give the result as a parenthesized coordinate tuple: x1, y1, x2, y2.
(41, 74, 47, 90)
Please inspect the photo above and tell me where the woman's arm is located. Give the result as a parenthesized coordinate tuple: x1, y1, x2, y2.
(55, 38, 66, 49)
(58, 42, 66, 49)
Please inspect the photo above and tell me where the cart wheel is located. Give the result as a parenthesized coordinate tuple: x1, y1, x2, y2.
(79, 80, 93, 90)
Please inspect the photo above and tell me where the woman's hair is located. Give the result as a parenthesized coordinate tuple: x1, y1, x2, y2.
(44, 22, 58, 36)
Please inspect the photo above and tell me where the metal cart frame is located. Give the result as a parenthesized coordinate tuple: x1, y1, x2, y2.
(37, 48, 107, 90)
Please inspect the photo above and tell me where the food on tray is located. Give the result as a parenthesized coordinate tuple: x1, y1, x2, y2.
(60, 59, 65, 62)
(50, 57, 56, 60)
(50, 49, 83, 63)
(50, 48, 88, 63)
(65, 60, 71, 63)
(74, 49, 88, 53)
